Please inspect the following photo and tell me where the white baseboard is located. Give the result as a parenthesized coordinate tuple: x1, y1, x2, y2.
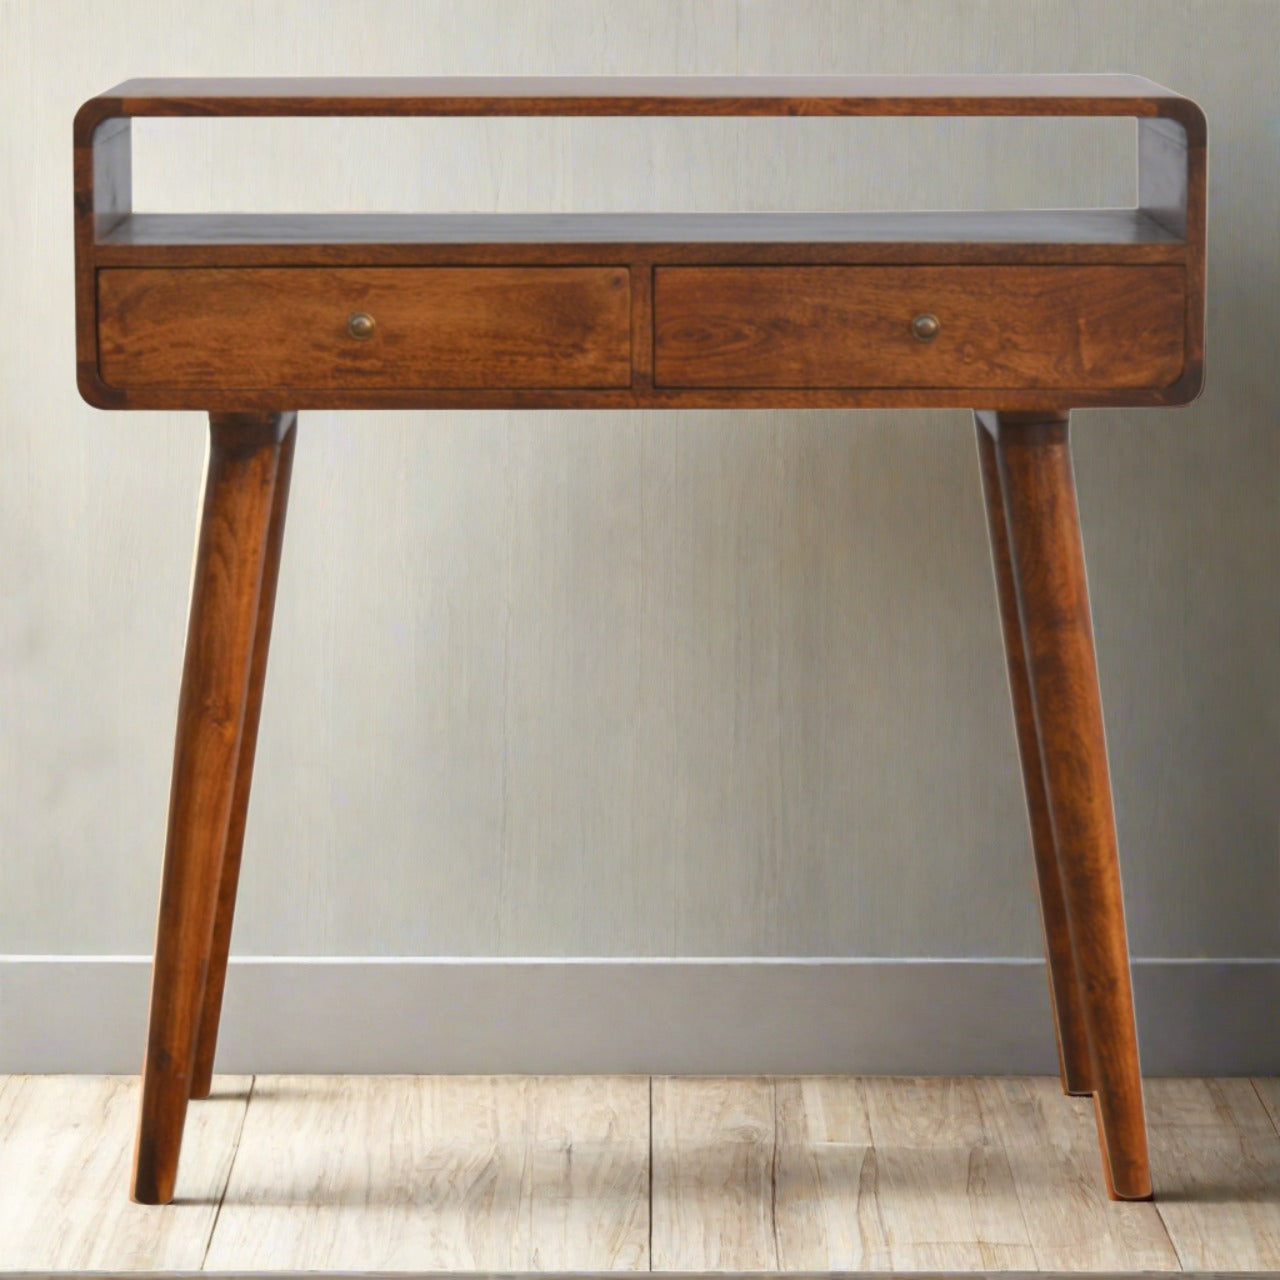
(1, 956, 1276, 1075)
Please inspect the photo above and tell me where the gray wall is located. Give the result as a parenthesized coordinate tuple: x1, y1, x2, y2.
(1, 2, 1276, 977)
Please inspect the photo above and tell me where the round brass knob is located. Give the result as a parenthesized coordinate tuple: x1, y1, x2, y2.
(911, 312, 941, 342)
(347, 311, 376, 340)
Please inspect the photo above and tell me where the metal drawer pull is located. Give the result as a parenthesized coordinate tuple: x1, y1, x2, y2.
(346, 311, 376, 340)
(911, 312, 941, 342)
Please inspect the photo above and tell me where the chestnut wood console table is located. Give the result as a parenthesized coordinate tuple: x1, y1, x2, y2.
(73, 75, 1207, 1206)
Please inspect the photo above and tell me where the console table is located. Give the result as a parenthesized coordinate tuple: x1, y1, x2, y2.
(73, 75, 1207, 1207)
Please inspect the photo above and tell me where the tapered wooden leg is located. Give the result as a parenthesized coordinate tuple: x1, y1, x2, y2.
(977, 409, 1151, 1201)
(189, 417, 295, 1101)
(132, 411, 296, 1205)
(975, 422, 1093, 1098)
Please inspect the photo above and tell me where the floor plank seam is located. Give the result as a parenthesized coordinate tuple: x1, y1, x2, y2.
(647, 1075, 654, 1273)
(1155, 1210, 1185, 1269)
(1149, 1168, 1184, 1272)
(1152, 1081, 1218, 1273)
(5, 1075, 1280, 1272)
(200, 1073, 254, 1270)
(769, 1076, 781, 1271)
(1250, 1076, 1280, 1139)
(1157, 1203, 1193, 1275)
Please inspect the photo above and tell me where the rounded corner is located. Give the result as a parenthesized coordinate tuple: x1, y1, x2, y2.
(1161, 358, 1206, 408)
(73, 96, 123, 147)
(1163, 96, 1207, 148)
(76, 360, 124, 410)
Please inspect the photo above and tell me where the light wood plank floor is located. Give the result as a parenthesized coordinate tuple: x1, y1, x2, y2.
(1, 1075, 1278, 1274)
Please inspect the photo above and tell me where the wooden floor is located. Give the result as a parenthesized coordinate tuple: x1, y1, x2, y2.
(1, 1076, 1279, 1274)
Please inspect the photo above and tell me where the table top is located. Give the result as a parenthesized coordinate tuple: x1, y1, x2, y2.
(76, 74, 1204, 133)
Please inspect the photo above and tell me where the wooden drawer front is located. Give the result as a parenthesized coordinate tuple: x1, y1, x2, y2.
(97, 266, 631, 390)
(654, 266, 1185, 390)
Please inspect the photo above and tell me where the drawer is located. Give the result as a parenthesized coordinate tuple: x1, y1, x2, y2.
(653, 266, 1186, 390)
(97, 266, 632, 390)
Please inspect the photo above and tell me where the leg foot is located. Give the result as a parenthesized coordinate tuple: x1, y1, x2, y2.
(132, 411, 296, 1205)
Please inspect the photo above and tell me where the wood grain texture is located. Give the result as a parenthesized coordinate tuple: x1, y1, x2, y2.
(1255, 1076, 1280, 1133)
(977, 1076, 1178, 1269)
(76, 379, 1207, 414)
(771, 1076, 1187, 1268)
(1146, 1078, 1280, 1271)
(5, 1074, 1280, 1269)
(73, 72, 1206, 415)
(1, 0, 1261, 1033)
(0, 1075, 249, 1270)
(984, 410, 1151, 1201)
(660, 1076, 1108, 1270)
(133, 413, 295, 1205)
(75, 73, 1208, 128)
(81, 72, 1198, 1209)
(202, 1075, 649, 1270)
(85, 257, 1196, 412)
(72, 110, 129, 408)
(773, 1077, 883, 1268)
(976, 424, 1092, 1096)
(859, 1076, 1035, 1268)
(190, 419, 296, 1101)
(766, 1076, 1057, 1269)
(650, 1077, 777, 1270)
(1140, 114, 1207, 400)
(97, 267, 632, 391)
(654, 265, 1186, 390)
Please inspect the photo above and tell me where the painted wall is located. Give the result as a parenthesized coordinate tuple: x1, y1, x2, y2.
(1, 3, 1275, 979)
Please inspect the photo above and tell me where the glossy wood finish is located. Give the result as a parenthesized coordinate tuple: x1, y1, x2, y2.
(132, 412, 295, 1205)
(73, 75, 1207, 413)
(1141, 116, 1208, 399)
(74, 76, 1206, 1208)
(976, 424, 1093, 1098)
(654, 265, 1186, 390)
(82, 242, 1199, 413)
(977, 409, 1150, 1201)
(98, 266, 631, 391)
(76, 73, 1210, 125)
(188, 422, 295, 1102)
